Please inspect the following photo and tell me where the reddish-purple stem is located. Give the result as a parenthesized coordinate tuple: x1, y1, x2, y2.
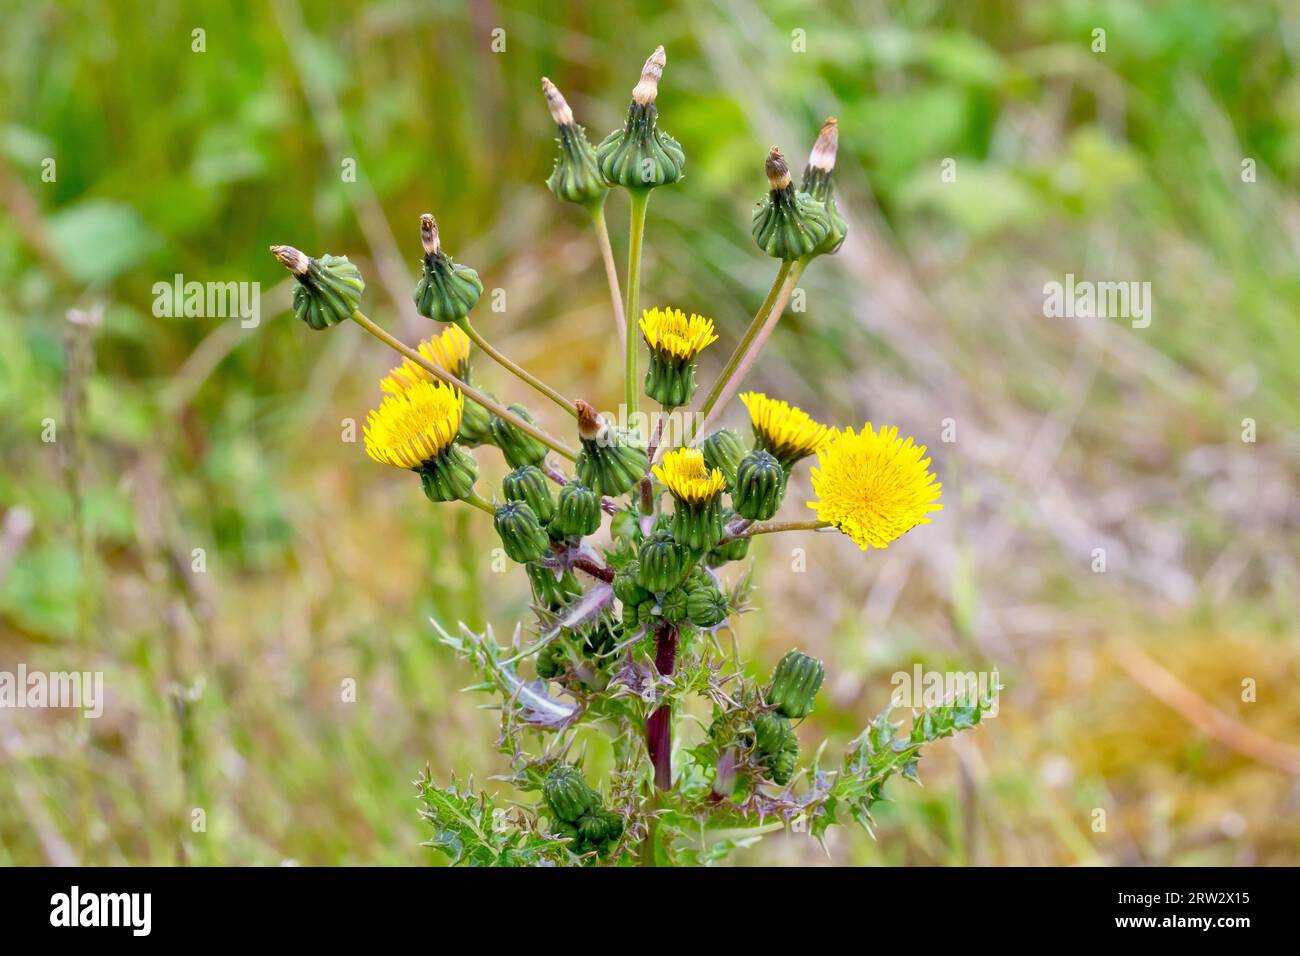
(645, 623, 678, 791)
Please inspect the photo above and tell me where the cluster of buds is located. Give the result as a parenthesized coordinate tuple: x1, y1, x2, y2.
(712, 650, 825, 789)
(542, 765, 624, 856)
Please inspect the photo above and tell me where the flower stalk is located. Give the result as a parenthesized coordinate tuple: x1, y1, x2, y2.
(347, 307, 577, 461)
(591, 204, 626, 344)
(686, 258, 793, 444)
(460, 319, 579, 419)
(625, 189, 649, 423)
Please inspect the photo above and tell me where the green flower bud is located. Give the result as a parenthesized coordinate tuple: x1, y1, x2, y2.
(493, 500, 551, 564)
(752, 148, 832, 261)
(753, 712, 799, 786)
(542, 765, 602, 824)
(503, 465, 555, 524)
(707, 518, 750, 566)
(638, 530, 689, 593)
(613, 560, 651, 607)
(457, 389, 494, 447)
(734, 448, 787, 521)
(574, 401, 649, 498)
(700, 428, 746, 488)
(551, 481, 602, 537)
(686, 584, 729, 628)
(595, 47, 685, 190)
(542, 78, 609, 208)
(768, 649, 825, 719)
(490, 404, 549, 468)
(658, 586, 689, 622)
(621, 597, 647, 630)
(415, 445, 479, 503)
(638, 599, 659, 628)
(577, 813, 609, 845)
(413, 215, 483, 324)
(800, 118, 848, 257)
(271, 246, 365, 331)
(527, 563, 581, 610)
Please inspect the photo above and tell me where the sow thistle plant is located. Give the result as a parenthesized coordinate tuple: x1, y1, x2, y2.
(271, 46, 989, 867)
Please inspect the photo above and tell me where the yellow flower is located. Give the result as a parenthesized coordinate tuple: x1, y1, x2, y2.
(639, 307, 718, 362)
(807, 424, 942, 549)
(740, 392, 833, 466)
(364, 380, 464, 470)
(653, 447, 726, 504)
(380, 325, 472, 395)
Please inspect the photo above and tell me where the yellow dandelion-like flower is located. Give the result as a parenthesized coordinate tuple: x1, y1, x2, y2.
(653, 447, 727, 504)
(807, 424, 943, 549)
(380, 325, 473, 395)
(639, 307, 718, 362)
(740, 391, 833, 466)
(364, 380, 464, 470)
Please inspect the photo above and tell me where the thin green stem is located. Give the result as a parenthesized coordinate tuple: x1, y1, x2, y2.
(461, 319, 578, 418)
(685, 258, 794, 445)
(348, 309, 578, 461)
(739, 518, 831, 538)
(591, 202, 626, 345)
(462, 490, 497, 515)
(625, 189, 651, 425)
(640, 792, 659, 867)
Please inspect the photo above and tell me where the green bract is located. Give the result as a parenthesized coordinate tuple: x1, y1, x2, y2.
(644, 350, 697, 409)
(768, 650, 825, 719)
(734, 448, 787, 521)
(638, 530, 689, 593)
(753, 712, 799, 785)
(669, 495, 725, 553)
(575, 431, 649, 498)
(493, 500, 551, 564)
(457, 388, 494, 447)
(551, 481, 602, 537)
(490, 404, 549, 468)
(549, 123, 608, 207)
(596, 103, 685, 190)
(415, 445, 479, 503)
(686, 584, 729, 628)
(699, 428, 746, 489)
(503, 465, 555, 524)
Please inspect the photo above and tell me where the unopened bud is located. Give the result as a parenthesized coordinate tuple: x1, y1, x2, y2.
(765, 147, 792, 190)
(632, 45, 666, 105)
(270, 245, 365, 330)
(541, 76, 574, 126)
(808, 117, 838, 173)
(419, 213, 440, 256)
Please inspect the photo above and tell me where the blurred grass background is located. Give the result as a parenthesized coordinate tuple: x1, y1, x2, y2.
(2, 0, 1299, 865)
